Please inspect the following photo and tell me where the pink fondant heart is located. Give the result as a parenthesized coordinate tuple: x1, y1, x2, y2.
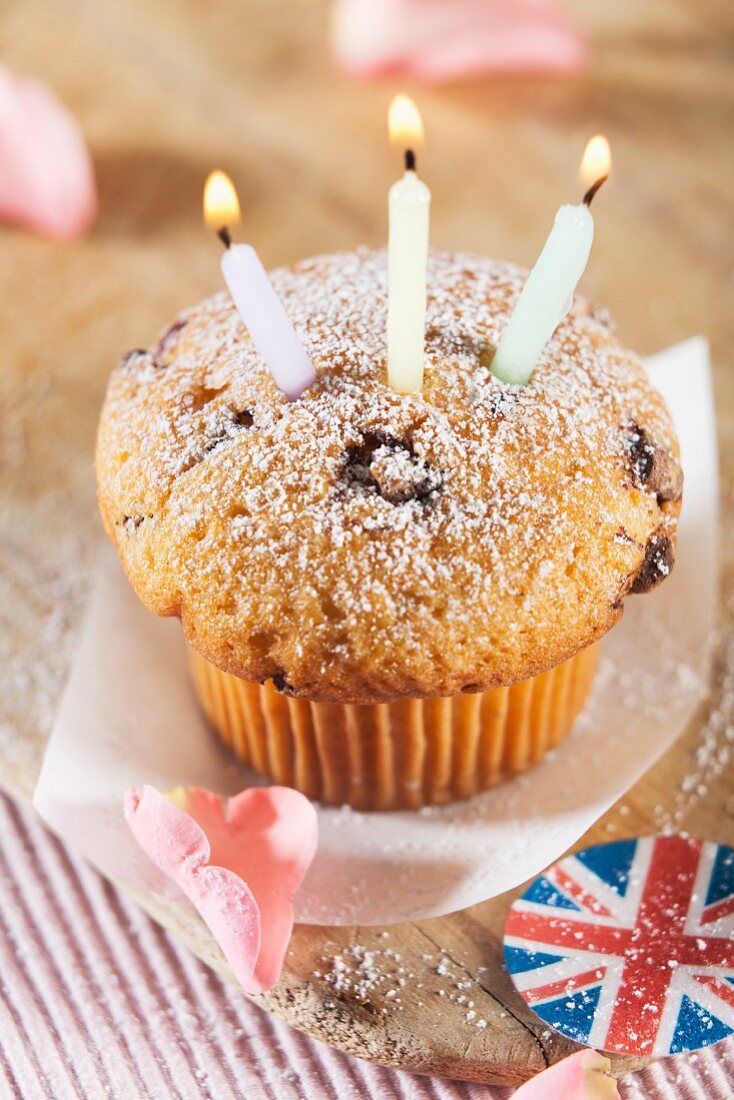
(0, 66, 96, 240)
(513, 1050, 620, 1100)
(124, 785, 318, 995)
(332, 0, 586, 82)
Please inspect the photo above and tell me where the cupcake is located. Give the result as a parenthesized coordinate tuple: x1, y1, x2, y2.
(96, 249, 682, 810)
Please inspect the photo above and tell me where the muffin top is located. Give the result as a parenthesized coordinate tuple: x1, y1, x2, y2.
(96, 248, 682, 704)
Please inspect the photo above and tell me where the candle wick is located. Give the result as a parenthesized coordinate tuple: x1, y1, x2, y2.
(405, 148, 416, 173)
(583, 175, 608, 207)
(217, 226, 232, 249)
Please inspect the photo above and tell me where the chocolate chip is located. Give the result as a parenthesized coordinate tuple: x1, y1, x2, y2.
(589, 305, 616, 332)
(343, 431, 389, 487)
(369, 446, 439, 504)
(201, 436, 227, 457)
(626, 423, 683, 504)
(118, 349, 154, 375)
(178, 404, 257, 469)
(485, 388, 516, 418)
(200, 406, 257, 457)
(120, 348, 149, 364)
(628, 531, 675, 594)
(153, 319, 188, 368)
(613, 526, 637, 546)
(121, 514, 148, 533)
(344, 432, 442, 505)
(271, 671, 295, 695)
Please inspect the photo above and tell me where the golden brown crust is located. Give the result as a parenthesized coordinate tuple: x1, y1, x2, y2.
(96, 249, 681, 704)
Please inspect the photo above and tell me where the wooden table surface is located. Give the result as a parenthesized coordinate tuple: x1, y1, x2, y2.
(1, 0, 733, 1086)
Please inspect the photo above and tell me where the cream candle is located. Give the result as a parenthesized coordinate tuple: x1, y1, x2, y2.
(203, 171, 316, 400)
(492, 135, 612, 386)
(387, 96, 431, 395)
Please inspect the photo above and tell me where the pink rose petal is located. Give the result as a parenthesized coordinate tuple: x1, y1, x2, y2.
(332, 0, 587, 82)
(124, 785, 318, 995)
(513, 1050, 620, 1100)
(0, 66, 96, 240)
(181, 786, 319, 993)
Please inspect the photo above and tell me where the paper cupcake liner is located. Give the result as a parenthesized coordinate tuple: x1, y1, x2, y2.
(188, 644, 598, 811)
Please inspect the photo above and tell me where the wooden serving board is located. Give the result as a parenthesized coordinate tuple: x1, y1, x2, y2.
(2, 0, 733, 1086)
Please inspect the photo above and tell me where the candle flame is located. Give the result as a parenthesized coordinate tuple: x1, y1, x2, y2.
(388, 95, 424, 149)
(203, 170, 241, 229)
(579, 135, 611, 188)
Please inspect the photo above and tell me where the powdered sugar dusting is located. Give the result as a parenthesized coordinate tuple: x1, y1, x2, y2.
(97, 248, 681, 701)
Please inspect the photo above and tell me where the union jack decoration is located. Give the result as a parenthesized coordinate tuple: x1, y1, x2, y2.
(504, 836, 734, 1056)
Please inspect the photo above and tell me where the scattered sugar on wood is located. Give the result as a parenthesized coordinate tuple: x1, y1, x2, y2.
(317, 943, 489, 1029)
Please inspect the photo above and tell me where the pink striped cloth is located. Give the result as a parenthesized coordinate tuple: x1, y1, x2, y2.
(1, 792, 733, 1100)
